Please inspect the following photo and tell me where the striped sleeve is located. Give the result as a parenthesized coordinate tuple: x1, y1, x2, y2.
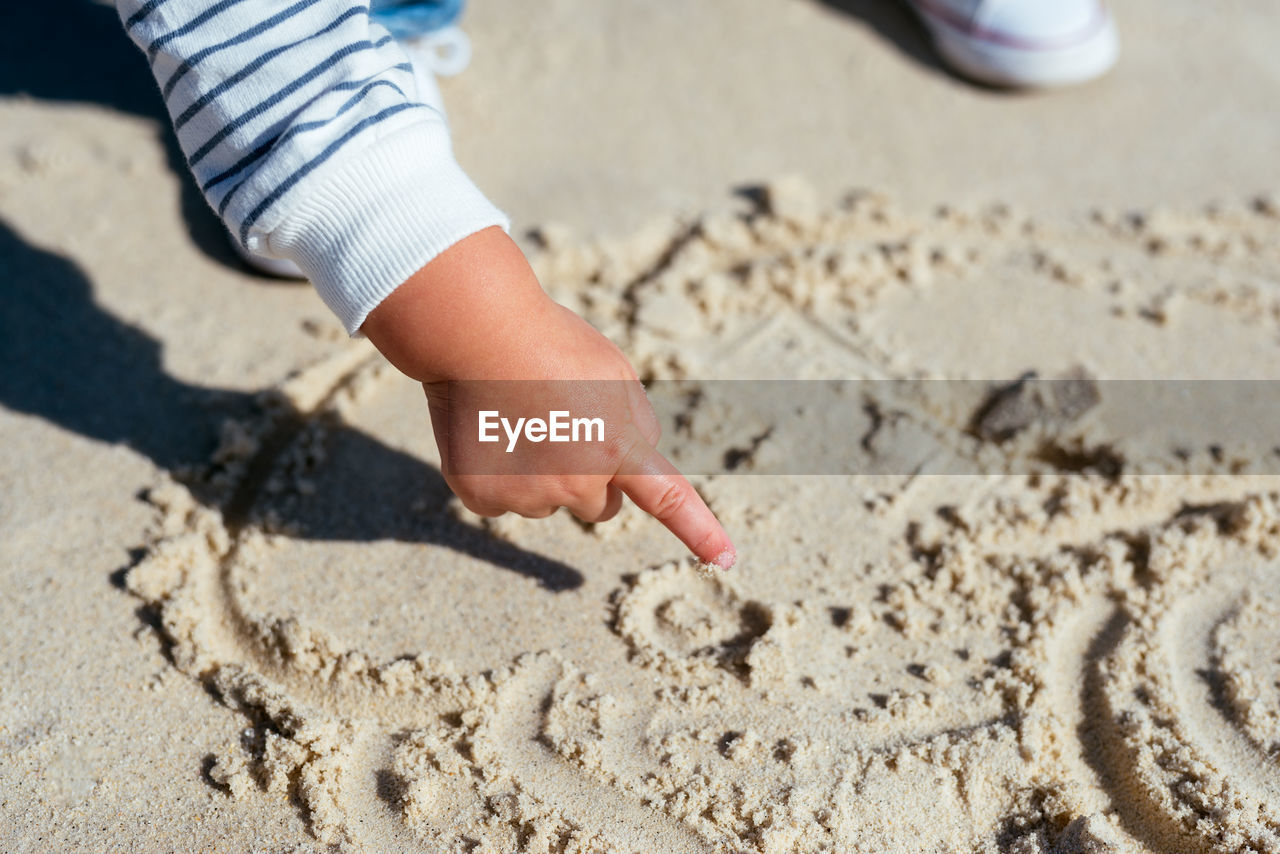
(116, 0, 509, 334)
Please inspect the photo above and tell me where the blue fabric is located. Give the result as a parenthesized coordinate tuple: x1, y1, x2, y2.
(146, 0, 254, 58)
(173, 6, 370, 130)
(369, 0, 465, 38)
(162, 0, 324, 98)
(187, 35, 395, 168)
(204, 65, 412, 196)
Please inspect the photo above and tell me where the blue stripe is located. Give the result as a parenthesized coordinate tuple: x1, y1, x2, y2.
(237, 102, 420, 246)
(162, 0, 322, 99)
(146, 0, 252, 59)
(206, 68, 412, 197)
(124, 0, 168, 29)
(215, 79, 413, 219)
(187, 35, 394, 169)
(172, 7, 369, 131)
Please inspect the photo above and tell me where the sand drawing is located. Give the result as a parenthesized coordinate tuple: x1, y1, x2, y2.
(125, 186, 1280, 851)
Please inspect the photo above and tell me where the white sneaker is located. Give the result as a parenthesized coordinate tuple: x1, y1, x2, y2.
(232, 26, 470, 278)
(230, 234, 307, 278)
(906, 0, 1119, 88)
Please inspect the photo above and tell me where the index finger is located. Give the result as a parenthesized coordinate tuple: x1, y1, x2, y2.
(612, 439, 736, 570)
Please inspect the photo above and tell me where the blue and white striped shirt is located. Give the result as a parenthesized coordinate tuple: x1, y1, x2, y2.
(116, 0, 507, 333)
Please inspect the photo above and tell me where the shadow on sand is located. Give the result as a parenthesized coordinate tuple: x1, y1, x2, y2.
(813, 0, 953, 80)
(1, 0, 255, 269)
(0, 221, 584, 591)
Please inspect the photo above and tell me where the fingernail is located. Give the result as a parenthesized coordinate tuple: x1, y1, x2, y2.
(710, 547, 736, 571)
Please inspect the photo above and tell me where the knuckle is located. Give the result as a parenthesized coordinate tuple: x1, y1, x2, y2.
(459, 495, 502, 518)
(513, 504, 554, 519)
(512, 480, 568, 518)
(602, 434, 634, 470)
(650, 480, 688, 521)
(558, 475, 604, 505)
(551, 474, 586, 502)
(571, 504, 606, 525)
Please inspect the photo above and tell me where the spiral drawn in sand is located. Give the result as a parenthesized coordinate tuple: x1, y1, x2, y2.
(1096, 511, 1280, 853)
(1019, 500, 1280, 854)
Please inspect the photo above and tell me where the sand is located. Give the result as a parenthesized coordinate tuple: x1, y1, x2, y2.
(4, 1, 1280, 852)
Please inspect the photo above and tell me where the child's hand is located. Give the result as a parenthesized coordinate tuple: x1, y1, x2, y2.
(361, 227, 736, 569)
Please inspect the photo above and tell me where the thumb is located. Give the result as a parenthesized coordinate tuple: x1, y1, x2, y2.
(612, 431, 736, 569)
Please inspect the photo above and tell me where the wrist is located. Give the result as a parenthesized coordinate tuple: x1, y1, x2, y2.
(361, 227, 553, 383)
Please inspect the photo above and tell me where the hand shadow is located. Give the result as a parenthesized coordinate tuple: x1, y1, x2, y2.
(0, 0, 265, 272)
(0, 220, 583, 591)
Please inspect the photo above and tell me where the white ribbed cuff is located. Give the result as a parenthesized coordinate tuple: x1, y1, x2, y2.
(267, 122, 509, 335)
